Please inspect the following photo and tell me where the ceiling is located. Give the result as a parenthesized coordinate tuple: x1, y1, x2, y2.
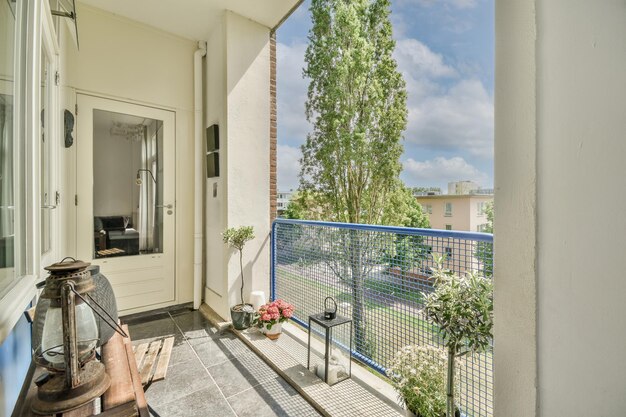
(78, 0, 302, 41)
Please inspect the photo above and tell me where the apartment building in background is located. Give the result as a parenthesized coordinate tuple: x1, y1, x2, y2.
(416, 181, 493, 232)
(277, 190, 294, 215)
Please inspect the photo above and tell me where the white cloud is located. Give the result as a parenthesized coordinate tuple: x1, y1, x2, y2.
(393, 39, 493, 159)
(277, 42, 310, 144)
(277, 144, 302, 191)
(403, 156, 488, 185)
(406, 79, 493, 158)
(394, 38, 457, 80)
(406, 0, 478, 9)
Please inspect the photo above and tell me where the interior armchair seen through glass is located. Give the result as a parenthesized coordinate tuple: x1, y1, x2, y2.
(93, 109, 163, 259)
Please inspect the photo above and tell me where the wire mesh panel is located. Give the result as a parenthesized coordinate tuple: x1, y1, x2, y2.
(271, 219, 494, 417)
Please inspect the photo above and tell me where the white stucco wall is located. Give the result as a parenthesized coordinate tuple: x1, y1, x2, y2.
(536, 1, 626, 415)
(60, 3, 197, 307)
(204, 16, 227, 310)
(494, 1, 537, 415)
(497, 0, 626, 415)
(204, 12, 271, 318)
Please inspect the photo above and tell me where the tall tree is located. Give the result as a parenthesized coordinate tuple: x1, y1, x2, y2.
(301, 0, 408, 355)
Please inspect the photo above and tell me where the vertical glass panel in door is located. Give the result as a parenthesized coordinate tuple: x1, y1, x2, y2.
(40, 48, 52, 255)
(92, 109, 163, 259)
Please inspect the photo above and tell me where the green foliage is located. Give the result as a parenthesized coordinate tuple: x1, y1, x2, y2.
(425, 255, 493, 355)
(222, 226, 255, 252)
(223, 226, 255, 305)
(282, 198, 305, 220)
(387, 346, 456, 417)
(475, 201, 494, 276)
(301, 0, 407, 356)
(424, 254, 493, 415)
(383, 186, 430, 228)
(382, 187, 431, 277)
(301, 0, 407, 226)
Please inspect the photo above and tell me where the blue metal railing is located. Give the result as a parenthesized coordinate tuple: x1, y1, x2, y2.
(270, 218, 494, 417)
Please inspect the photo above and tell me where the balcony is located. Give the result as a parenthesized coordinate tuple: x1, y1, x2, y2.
(116, 219, 492, 417)
(121, 307, 321, 417)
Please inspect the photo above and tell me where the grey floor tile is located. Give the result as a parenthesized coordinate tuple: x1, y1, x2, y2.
(171, 310, 214, 336)
(188, 335, 234, 368)
(227, 377, 321, 417)
(150, 386, 236, 417)
(145, 356, 214, 406)
(126, 316, 184, 342)
(208, 352, 280, 398)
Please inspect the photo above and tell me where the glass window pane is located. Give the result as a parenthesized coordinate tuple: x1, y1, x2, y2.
(40, 49, 51, 254)
(92, 109, 164, 259)
(0, 0, 25, 296)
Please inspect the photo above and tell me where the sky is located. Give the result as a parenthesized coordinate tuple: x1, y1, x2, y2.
(276, 0, 494, 193)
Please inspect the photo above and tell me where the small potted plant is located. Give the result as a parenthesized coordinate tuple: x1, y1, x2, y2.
(223, 226, 255, 330)
(387, 345, 456, 417)
(256, 299, 294, 340)
(425, 254, 493, 417)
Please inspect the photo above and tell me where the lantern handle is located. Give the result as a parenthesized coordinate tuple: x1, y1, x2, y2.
(69, 287, 128, 338)
(324, 297, 337, 314)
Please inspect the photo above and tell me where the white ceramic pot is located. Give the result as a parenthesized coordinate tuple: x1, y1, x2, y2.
(260, 322, 282, 340)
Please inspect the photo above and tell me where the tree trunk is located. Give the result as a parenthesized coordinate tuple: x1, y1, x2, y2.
(446, 348, 456, 417)
(239, 250, 245, 305)
(349, 230, 368, 356)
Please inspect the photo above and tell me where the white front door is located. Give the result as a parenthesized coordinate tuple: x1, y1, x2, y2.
(76, 94, 176, 313)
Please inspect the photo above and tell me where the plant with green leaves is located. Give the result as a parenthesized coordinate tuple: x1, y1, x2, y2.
(387, 345, 459, 417)
(301, 0, 408, 355)
(425, 254, 493, 417)
(222, 226, 255, 307)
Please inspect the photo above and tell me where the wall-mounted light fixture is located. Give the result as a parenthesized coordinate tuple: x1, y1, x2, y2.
(135, 168, 156, 186)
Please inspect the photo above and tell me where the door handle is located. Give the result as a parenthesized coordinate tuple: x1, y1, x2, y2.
(41, 205, 57, 210)
(156, 204, 173, 209)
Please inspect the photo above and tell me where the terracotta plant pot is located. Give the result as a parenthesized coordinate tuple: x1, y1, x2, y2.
(260, 322, 282, 340)
(230, 303, 255, 330)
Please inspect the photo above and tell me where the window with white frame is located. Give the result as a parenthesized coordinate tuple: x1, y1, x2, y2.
(444, 202, 452, 217)
(424, 204, 432, 214)
(477, 201, 487, 216)
(0, 0, 55, 338)
(0, 0, 27, 298)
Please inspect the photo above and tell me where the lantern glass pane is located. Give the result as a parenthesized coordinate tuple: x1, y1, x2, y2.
(40, 303, 98, 368)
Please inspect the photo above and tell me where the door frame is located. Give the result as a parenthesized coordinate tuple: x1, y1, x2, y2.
(74, 92, 178, 314)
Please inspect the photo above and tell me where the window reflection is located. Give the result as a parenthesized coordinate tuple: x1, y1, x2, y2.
(92, 110, 163, 258)
(0, 0, 18, 295)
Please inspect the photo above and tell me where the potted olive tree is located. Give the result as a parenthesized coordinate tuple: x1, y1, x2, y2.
(223, 226, 255, 330)
(425, 254, 493, 417)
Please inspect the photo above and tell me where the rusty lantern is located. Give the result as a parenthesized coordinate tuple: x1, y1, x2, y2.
(31, 258, 111, 415)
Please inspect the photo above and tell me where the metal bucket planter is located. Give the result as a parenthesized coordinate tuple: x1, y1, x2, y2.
(230, 303, 255, 330)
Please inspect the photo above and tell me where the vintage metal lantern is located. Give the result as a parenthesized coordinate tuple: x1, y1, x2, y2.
(31, 259, 111, 414)
(307, 297, 352, 385)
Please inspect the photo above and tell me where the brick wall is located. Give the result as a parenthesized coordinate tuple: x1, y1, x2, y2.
(270, 31, 277, 222)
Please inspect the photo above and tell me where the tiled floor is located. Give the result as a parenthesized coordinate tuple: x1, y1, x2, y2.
(122, 306, 321, 417)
